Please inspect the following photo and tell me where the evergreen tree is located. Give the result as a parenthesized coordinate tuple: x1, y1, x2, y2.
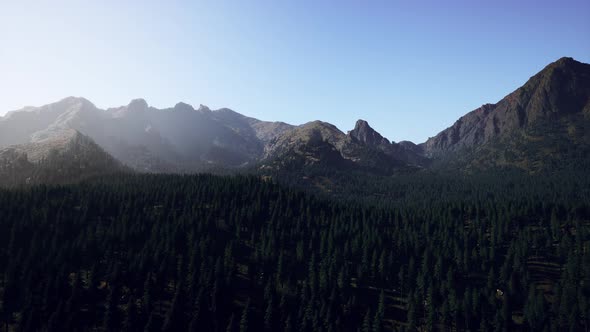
(240, 299, 250, 332)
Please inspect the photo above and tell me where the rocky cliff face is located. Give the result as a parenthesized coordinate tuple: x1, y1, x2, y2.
(261, 119, 427, 173)
(424, 57, 590, 157)
(349, 120, 390, 146)
(347, 120, 429, 167)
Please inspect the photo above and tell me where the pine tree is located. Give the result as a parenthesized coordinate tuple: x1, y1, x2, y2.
(226, 313, 235, 332)
(47, 301, 64, 332)
(124, 296, 139, 331)
(264, 297, 273, 330)
(362, 309, 372, 332)
(144, 312, 158, 332)
(103, 286, 118, 332)
(240, 299, 250, 332)
(284, 314, 292, 332)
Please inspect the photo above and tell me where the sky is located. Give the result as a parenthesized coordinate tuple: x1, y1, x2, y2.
(1, 0, 589, 143)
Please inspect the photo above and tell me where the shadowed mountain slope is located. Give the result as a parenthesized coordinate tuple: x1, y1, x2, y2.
(423, 57, 590, 171)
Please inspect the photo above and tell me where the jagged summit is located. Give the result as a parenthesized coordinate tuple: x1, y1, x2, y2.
(550, 56, 577, 68)
(424, 57, 590, 155)
(128, 98, 149, 112)
(58, 96, 94, 106)
(129, 98, 148, 106)
(174, 102, 194, 112)
(349, 119, 389, 146)
(421, 56, 590, 171)
(197, 104, 211, 112)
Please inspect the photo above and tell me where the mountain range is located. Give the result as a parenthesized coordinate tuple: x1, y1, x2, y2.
(1, 57, 589, 185)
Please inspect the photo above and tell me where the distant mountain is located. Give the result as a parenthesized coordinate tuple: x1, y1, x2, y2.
(349, 120, 429, 167)
(261, 121, 356, 170)
(260, 119, 427, 174)
(0, 129, 126, 186)
(1, 56, 588, 185)
(424, 57, 590, 171)
(0, 97, 294, 173)
(0, 96, 422, 178)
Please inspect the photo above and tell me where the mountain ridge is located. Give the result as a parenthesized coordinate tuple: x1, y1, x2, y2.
(1, 56, 588, 185)
(424, 57, 590, 155)
(0, 129, 127, 186)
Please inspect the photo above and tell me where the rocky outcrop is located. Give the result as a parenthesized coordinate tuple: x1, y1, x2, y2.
(349, 120, 390, 146)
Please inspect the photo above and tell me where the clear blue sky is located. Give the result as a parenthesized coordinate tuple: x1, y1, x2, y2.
(1, 0, 589, 143)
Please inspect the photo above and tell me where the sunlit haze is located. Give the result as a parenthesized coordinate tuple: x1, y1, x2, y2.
(1, 0, 589, 143)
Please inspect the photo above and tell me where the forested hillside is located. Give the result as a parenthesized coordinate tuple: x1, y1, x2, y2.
(1, 172, 589, 331)
(0, 131, 128, 187)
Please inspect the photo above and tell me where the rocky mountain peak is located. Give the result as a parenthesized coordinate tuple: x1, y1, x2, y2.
(551, 56, 576, 68)
(174, 102, 194, 112)
(423, 56, 590, 169)
(58, 96, 94, 106)
(198, 104, 211, 112)
(349, 119, 389, 146)
(128, 99, 148, 113)
(47, 97, 97, 116)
